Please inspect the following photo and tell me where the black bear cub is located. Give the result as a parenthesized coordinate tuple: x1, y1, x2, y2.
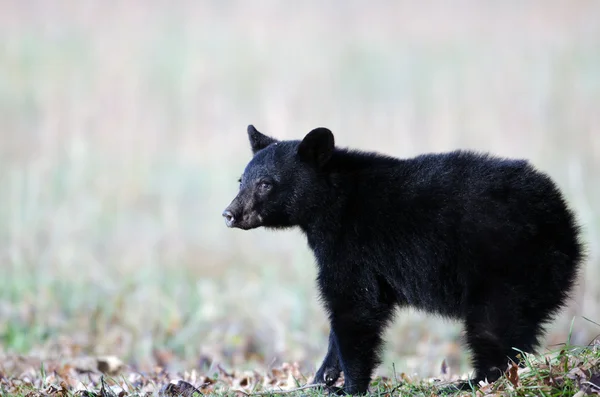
(222, 125, 584, 395)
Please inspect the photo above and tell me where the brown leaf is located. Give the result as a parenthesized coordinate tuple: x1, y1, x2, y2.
(566, 366, 589, 382)
(153, 349, 175, 368)
(159, 380, 203, 397)
(44, 384, 61, 395)
(440, 359, 448, 376)
(239, 376, 249, 387)
(506, 362, 519, 388)
(97, 356, 124, 376)
(60, 380, 69, 390)
(271, 368, 283, 379)
(158, 383, 179, 397)
(176, 380, 204, 397)
(198, 376, 216, 389)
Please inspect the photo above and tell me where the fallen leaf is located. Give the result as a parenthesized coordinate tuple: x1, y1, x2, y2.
(580, 371, 600, 395)
(506, 363, 519, 388)
(153, 349, 175, 368)
(440, 359, 448, 376)
(566, 367, 589, 381)
(97, 356, 124, 376)
(159, 380, 203, 397)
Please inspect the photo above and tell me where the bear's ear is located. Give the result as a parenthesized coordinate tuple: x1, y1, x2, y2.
(297, 127, 335, 167)
(248, 125, 278, 154)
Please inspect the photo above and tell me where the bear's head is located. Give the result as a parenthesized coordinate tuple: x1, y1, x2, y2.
(222, 125, 335, 230)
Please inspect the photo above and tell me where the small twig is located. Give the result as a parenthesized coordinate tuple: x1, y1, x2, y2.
(233, 383, 326, 396)
(582, 380, 600, 392)
(218, 364, 234, 377)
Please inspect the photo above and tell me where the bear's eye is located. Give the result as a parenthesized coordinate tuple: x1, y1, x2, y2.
(258, 181, 272, 191)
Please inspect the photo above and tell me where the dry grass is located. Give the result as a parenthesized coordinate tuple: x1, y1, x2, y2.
(1, 0, 599, 384)
(1, 338, 599, 396)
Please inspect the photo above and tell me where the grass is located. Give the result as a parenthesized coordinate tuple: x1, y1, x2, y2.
(0, 0, 600, 393)
(0, 334, 599, 396)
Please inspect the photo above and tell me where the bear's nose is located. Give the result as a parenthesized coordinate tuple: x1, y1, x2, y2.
(222, 210, 235, 227)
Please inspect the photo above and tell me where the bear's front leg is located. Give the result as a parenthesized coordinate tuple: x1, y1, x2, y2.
(313, 330, 341, 387)
(330, 304, 394, 395)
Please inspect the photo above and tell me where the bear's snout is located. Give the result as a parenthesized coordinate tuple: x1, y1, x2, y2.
(222, 209, 236, 227)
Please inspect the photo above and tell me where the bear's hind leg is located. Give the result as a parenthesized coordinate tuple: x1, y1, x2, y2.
(463, 299, 545, 388)
(463, 302, 515, 387)
(464, 323, 507, 386)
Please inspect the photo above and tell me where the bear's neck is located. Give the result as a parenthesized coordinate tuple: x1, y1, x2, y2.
(297, 148, 406, 252)
(297, 177, 351, 253)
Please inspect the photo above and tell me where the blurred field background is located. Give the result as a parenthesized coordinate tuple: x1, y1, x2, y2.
(1, 0, 599, 382)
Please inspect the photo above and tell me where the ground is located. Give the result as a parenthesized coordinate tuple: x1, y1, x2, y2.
(1, 336, 599, 397)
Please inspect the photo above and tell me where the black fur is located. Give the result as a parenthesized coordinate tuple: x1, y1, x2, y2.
(223, 125, 584, 395)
